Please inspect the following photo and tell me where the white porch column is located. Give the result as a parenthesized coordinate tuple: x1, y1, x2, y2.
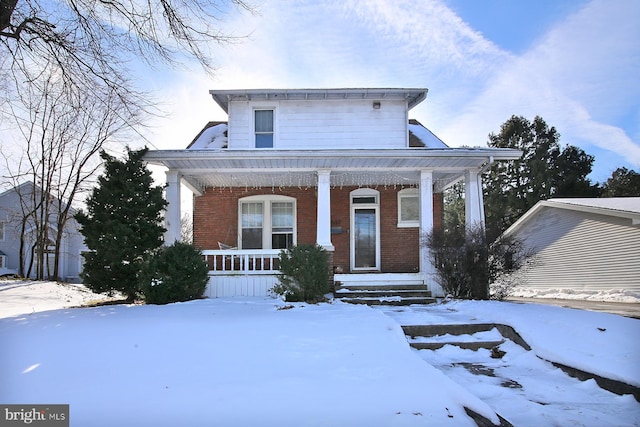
(465, 168, 485, 229)
(316, 170, 334, 251)
(164, 170, 182, 245)
(419, 170, 441, 295)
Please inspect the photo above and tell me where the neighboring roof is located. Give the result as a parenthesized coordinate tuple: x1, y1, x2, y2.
(505, 198, 640, 236)
(549, 198, 640, 215)
(187, 122, 228, 149)
(209, 88, 428, 113)
(408, 119, 448, 148)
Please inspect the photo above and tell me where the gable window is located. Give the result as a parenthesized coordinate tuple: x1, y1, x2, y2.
(0, 221, 4, 241)
(255, 109, 274, 148)
(398, 188, 419, 227)
(239, 196, 295, 249)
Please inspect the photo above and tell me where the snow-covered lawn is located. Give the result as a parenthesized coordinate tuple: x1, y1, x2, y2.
(0, 280, 120, 318)
(1, 282, 638, 426)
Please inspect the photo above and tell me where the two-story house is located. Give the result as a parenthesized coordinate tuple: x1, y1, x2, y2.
(144, 88, 521, 300)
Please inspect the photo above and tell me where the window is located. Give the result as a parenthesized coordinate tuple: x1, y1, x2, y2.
(241, 202, 263, 249)
(271, 202, 294, 249)
(255, 109, 274, 148)
(0, 254, 5, 268)
(239, 196, 295, 249)
(398, 188, 419, 227)
(0, 222, 4, 240)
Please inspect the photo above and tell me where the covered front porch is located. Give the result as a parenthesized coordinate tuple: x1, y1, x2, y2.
(144, 148, 522, 298)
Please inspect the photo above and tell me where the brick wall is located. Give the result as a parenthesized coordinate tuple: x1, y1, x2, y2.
(193, 186, 444, 273)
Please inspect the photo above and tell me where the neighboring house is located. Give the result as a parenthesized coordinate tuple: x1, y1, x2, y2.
(502, 198, 640, 297)
(0, 182, 87, 282)
(144, 88, 521, 298)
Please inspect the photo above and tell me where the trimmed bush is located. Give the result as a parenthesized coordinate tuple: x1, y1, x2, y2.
(272, 244, 329, 303)
(142, 242, 209, 304)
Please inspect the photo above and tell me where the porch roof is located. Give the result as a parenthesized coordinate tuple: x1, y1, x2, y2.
(144, 148, 522, 193)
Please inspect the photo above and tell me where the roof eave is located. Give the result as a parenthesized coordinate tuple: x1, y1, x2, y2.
(209, 88, 430, 113)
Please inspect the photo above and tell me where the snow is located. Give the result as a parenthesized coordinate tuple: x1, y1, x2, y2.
(0, 280, 119, 318)
(550, 197, 640, 214)
(407, 124, 448, 148)
(510, 286, 640, 303)
(188, 123, 228, 149)
(1, 282, 639, 426)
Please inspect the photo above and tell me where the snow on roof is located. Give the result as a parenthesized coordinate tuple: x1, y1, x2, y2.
(505, 197, 640, 237)
(549, 197, 640, 215)
(187, 122, 228, 149)
(408, 120, 449, 148)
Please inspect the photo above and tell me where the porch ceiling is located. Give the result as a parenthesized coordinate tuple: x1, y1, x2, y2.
(144, 148, 522, 193)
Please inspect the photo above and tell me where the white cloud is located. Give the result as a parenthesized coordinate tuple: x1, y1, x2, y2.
(438, 0, 640, 168)
(147, 0, 640, 175)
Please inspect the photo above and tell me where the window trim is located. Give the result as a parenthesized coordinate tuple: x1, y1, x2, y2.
(397, 188, 420, 228)
(238, 195, 296, 249)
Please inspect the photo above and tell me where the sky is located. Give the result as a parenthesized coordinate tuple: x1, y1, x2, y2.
(144, 0, 640, 183)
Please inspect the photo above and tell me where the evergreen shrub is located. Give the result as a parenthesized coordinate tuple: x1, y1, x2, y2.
(272, 244, 329, 303)
(142, 242, 209, 304)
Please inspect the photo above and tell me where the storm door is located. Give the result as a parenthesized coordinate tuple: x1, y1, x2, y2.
(350, 189, 380, 271)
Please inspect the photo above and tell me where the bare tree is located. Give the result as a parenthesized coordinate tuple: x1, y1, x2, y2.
(181, 212, 193, 244)
(2, 65, 142, 280)
(1, 0, 252, 113)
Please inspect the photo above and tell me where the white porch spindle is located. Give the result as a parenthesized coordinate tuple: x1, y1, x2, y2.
(465, 169, 485, 228)
(316, 170, 334, 251)
(164, 170, 182, 244)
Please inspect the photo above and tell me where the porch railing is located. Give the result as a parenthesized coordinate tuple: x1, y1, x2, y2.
(202, 249, 281, 275)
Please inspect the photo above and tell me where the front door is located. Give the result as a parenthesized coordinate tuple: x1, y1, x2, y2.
(350, 189, 380, 271)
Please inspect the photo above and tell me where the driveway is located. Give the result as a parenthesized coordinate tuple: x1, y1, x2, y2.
(506, 297, 640, 319)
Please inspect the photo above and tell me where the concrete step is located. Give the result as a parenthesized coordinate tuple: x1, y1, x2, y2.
(333, 273, 433, 306)
(336, 283, 429, 292)
(402, 324, 531, 351)
(339, 297, 437, 306)
(409, 340, 506, 351)
(336, 289, 432, 298)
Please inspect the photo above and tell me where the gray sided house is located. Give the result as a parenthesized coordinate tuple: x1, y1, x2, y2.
(503, 198, 640, 297)
(0, 182, 87, 281)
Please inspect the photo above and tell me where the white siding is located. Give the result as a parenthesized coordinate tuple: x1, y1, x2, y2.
(226, 99, 408, 150)
(515, 207, 640, 293)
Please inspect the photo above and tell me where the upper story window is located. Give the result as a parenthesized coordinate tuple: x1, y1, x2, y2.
(398, 188, 419, 228)
(254, 109, 274, 148)
(239, 195, 296, 249)
(0, 221, 4, 241)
